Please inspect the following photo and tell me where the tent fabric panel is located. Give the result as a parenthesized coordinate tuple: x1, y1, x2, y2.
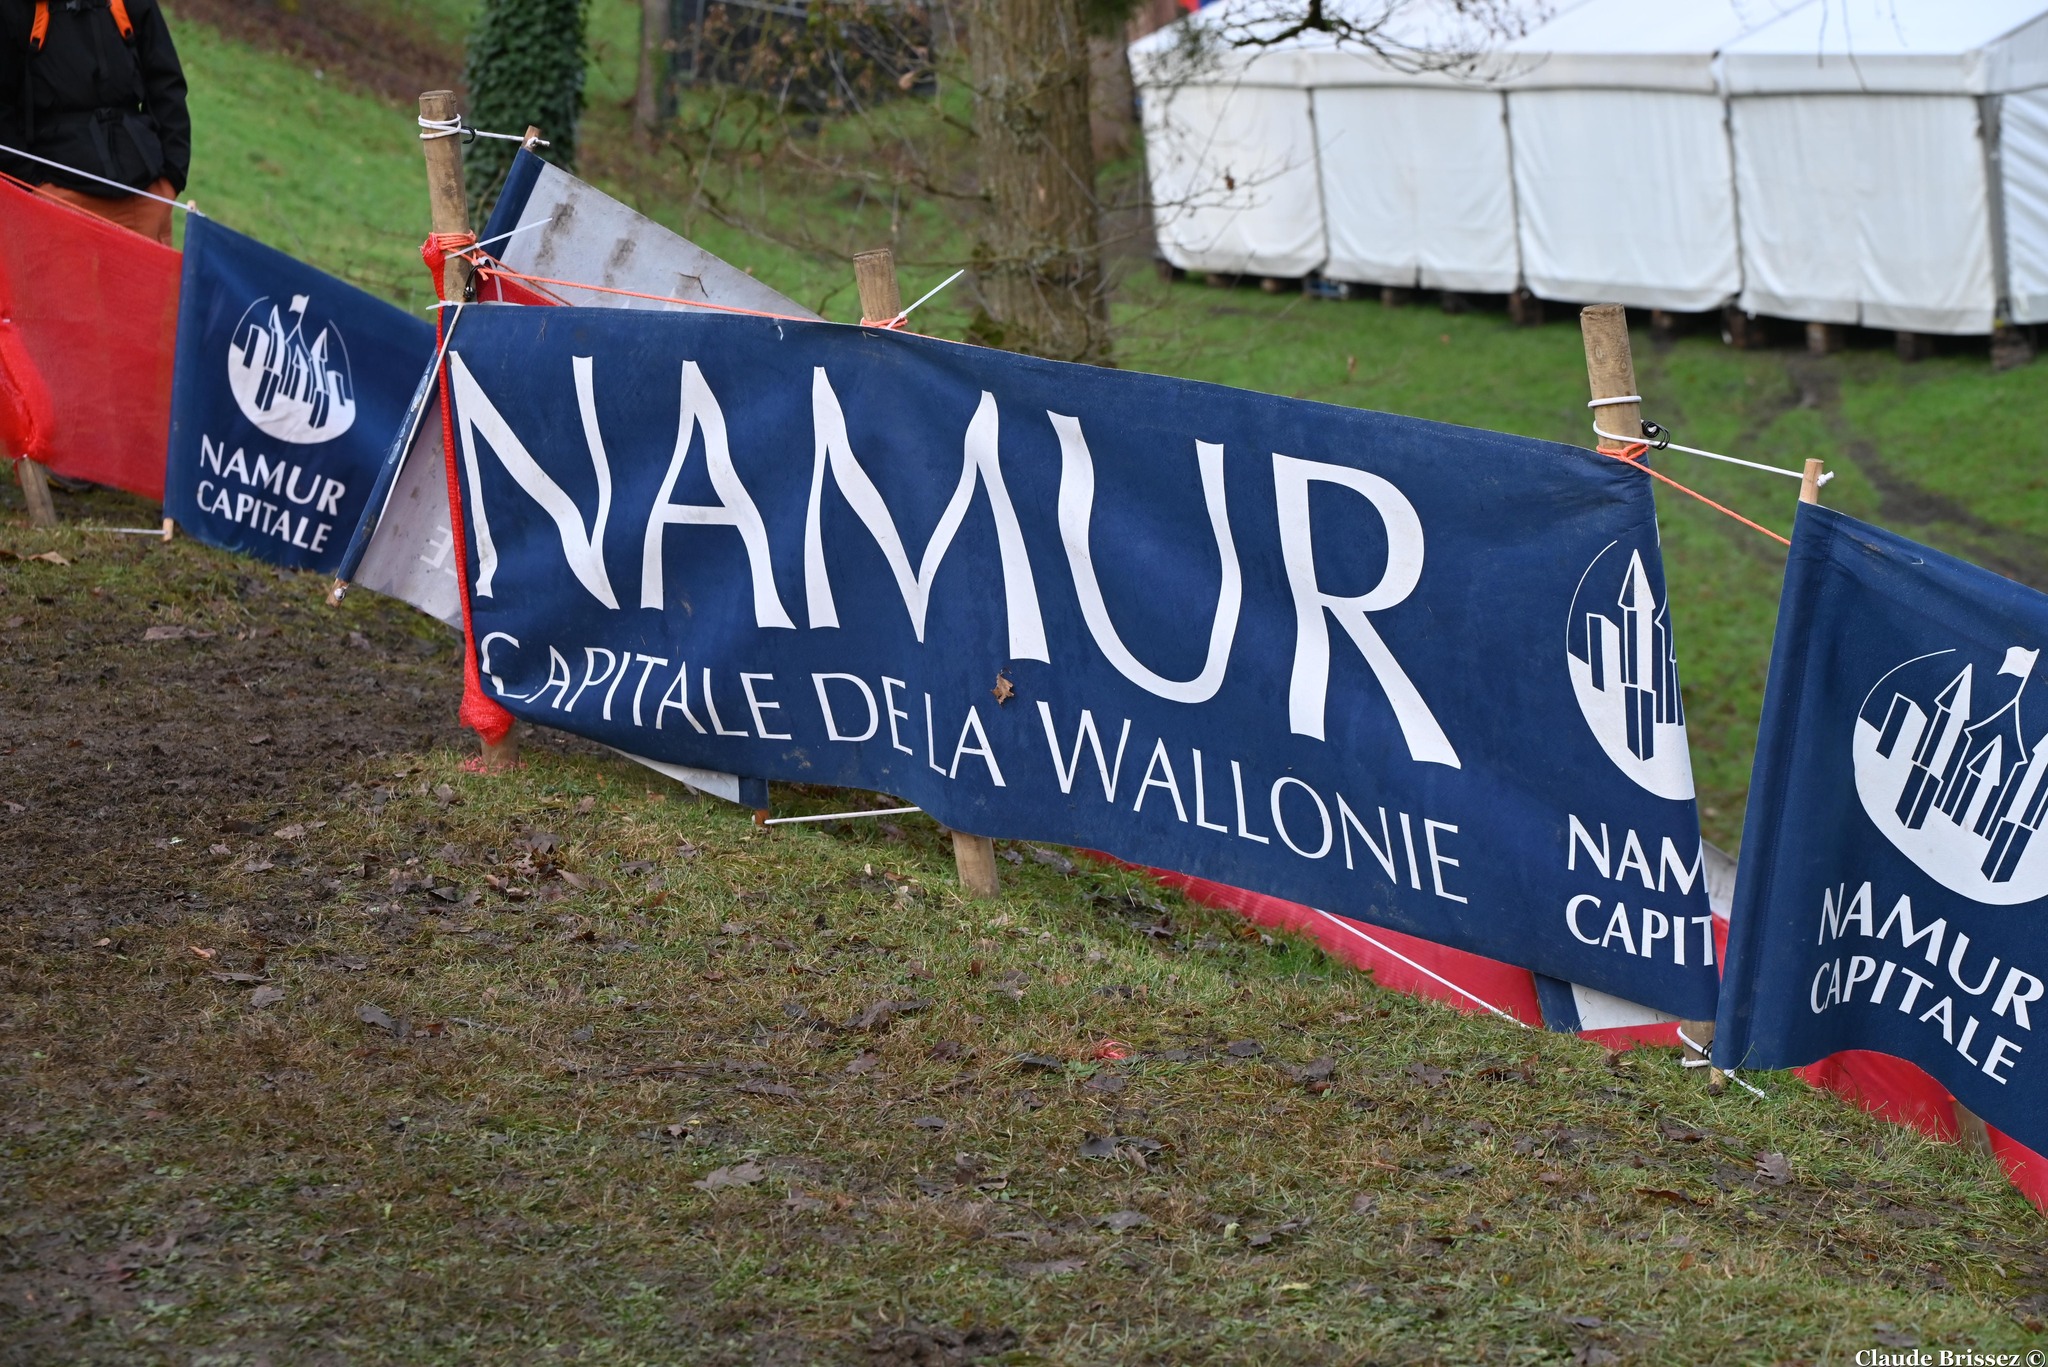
(1510, 88, 1741, 312)
(1720, 0, 2048, 95)
(1141, 82, 1327, 278)
(1734, 94, 1995, 333)
(1497, 0, 1812, 94)
(1313, 86, 1518, 292)
(2002, 86, 2048, 322)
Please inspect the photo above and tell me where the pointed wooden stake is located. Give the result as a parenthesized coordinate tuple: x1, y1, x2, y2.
(421, 88, 517, 775)
(852, 245, 997, 899)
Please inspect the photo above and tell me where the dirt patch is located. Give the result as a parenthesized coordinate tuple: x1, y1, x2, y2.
(163, 0, 465, 106)
(0, 486, 466, 934)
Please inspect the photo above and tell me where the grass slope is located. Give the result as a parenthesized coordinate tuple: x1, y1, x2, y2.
(3, 524, 2046, 1363)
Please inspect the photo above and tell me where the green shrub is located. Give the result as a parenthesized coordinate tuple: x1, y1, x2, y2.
(462, 0, 589, 223)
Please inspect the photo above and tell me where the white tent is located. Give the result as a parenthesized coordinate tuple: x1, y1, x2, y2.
(1722, 0, 2048, 333)
(1130, 7, 1328, 278)
(1129, 0, 1551, 285)
(1500, 0, 1807, 312)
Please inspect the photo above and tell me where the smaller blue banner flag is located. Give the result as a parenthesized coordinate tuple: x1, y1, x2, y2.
(1717, 505, 2048, 1155)
(164, 216, 435, 573)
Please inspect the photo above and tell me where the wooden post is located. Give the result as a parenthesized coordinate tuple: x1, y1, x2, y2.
(1580, 304, 1641, 453)
(853, 248, 903, 323)
(419, 90, 473, 299)
(420, 89, 517, 774)
(852, 245, 998, 899)
(1582, 304, 1721, 1078)
(1805, 322, 1843, 356)
(12, 449, 57, 529)
(1799, 458, 1825, 506)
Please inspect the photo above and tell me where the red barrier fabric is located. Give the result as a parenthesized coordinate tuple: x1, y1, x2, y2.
(1147, 863, 2047, 1212)
(0, 176, 179, 499)
(1799, 1051, 2048, 1214)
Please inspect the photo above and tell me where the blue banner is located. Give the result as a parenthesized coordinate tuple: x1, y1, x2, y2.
(440, 306, 1718, 1016)
(1718, 505, 2048, 1153)
(164, 216, 435, 573)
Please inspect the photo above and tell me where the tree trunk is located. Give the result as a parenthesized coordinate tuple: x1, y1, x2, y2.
(633, 0, 672, 141)
(965, 0, 1111, 365)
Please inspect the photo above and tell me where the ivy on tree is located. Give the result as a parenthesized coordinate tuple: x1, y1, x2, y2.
(463, 0, 589, 223)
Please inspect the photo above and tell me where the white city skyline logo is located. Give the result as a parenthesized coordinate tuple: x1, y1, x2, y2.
(227, 293, 356, 444)
(1565, 540, 1695, 800)
(1855, 645, 2048, 904)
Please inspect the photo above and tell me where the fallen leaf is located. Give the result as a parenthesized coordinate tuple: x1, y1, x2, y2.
(1225, 1039, 1264, 1058)
(31, 550, 70, 565)
(246, 734, 272, 747)
(845, 1051, 881, 1076)
(575, 796, 596, 814)
(911, 1115, 949, 1130)
(272, 823, 306, 841)
(249, 985, 286, 1009)
(1015, 1053, 1063, 1072)
(207, 970, 267, 985)
(1634, 1187, 1712, 1207)
(1754, 1152, 1792, 1185)
(1350, 1192, 1378, 1215)
(1871, 1323, 1919, 1350)
(1565, 1314, 1605, 1330)
(241, 859, 276, 874)
(1100, 1209, 1148, 1233)
(991, 673, 1015, 704)
(1083, 1072, 1126, 1095)
(187, 945, 217, 960)
(1025, 846, 1075, 874)
(693, 1161, 764, 1191)
(355, 1004, 396, 1033)
(848, 998, 932, 1032)
(1406, 1062, 1450, 1087)
(735, 1080, 802, 1101)
(784, 1190, 827, 1213)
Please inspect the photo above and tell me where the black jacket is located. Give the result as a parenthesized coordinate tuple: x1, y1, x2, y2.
(0, 0, 189, 196)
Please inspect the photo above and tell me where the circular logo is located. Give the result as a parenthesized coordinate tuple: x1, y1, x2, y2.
(226, 293, 356, 444)
(1853, 645, 2048, 905)
(1565, 539, 1695, 800)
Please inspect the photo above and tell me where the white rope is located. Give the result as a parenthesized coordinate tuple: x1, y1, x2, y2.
(1308, 909, 1531, 1027)
(463, 216, 556, 256)
(0, 140, 196, 212)
(888, 268, 964, 327)
(763, 804, 921, 827)
(1591, 419, 1836, 486)
(1586, 394, 1642, 409)
(1675, 1026, 1768, 1098)
(417, 115, 549, 146)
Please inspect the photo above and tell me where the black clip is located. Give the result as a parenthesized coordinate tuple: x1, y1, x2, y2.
(1639, 419, 1671, 450)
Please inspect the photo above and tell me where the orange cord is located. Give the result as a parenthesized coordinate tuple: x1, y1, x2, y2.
(1601, 442, 1792, 548)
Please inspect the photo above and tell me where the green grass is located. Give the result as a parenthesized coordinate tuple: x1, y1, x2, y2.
(4, 521, 2047, 1363)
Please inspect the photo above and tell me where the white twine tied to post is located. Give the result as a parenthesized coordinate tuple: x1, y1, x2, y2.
(417, 115, 550, 146)
(0, 139, 199, 214)
(1675, 1025, 1769, 1098)
(1588, 395, 1836, 487)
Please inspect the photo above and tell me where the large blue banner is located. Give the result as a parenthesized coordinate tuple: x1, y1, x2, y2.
(164, 216, 435, 573)
(1717, 505, 2048, 1154)
(440, 306, 1719, 1016)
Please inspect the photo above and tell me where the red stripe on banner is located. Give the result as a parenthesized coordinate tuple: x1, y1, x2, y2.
(0, 175, 178, 499)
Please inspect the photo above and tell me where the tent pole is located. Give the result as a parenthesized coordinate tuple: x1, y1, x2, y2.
(1581, 304, 1722, 1082)
(420, 88, 518, 776)
(851, 246, 999, 902)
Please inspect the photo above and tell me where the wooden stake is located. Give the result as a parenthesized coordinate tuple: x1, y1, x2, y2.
(1799, 458, 1825, 506)
(852, 245, 998, 899)
(420, 89, 517, 774)
(14, 454, 57, 528)
(1579, 304, 1641, 453)
(853, 248, 903, 323)
(1581, 303, 1720, 1079)
(419, 90, 473, 299)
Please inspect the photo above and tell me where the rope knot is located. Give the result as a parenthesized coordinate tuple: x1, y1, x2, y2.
(859, 315, 909, 330)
